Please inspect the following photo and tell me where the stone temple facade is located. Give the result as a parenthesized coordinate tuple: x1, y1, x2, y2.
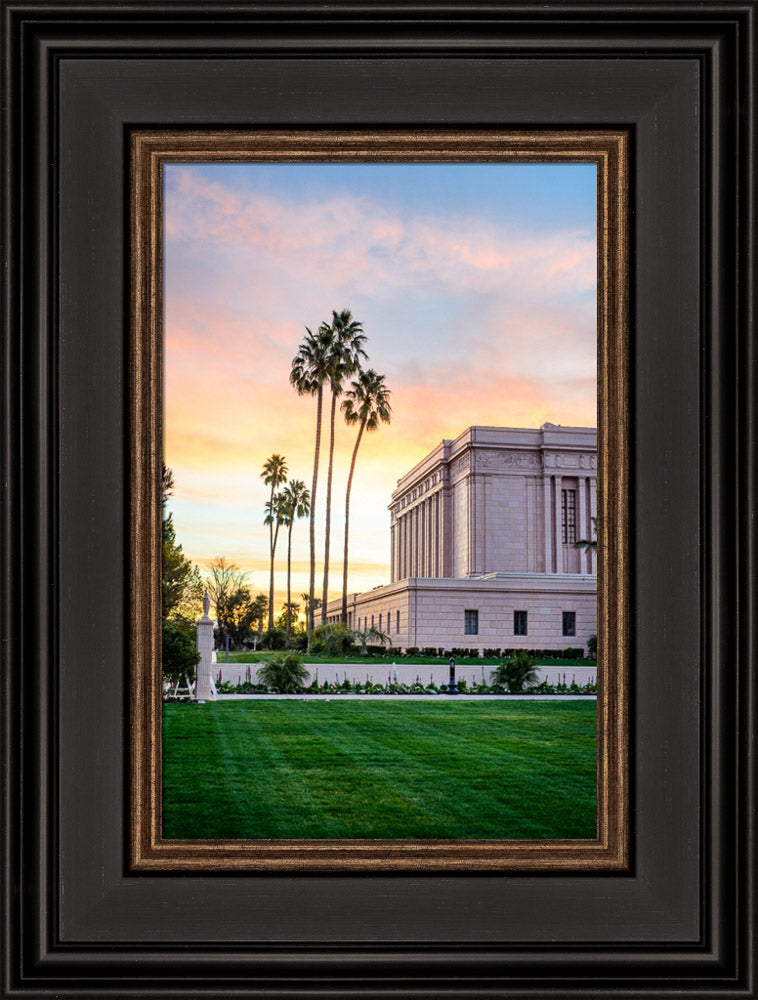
(326, 424, 598, 653)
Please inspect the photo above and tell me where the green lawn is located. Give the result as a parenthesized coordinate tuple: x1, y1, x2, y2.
(163, 700, 597, 840)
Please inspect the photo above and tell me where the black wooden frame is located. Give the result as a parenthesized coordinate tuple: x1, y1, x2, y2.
(2, 2, 756, 997)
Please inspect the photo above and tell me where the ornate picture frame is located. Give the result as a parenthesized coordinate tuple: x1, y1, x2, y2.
(130, 128, 629, 872)
(2, 2, 755, 996)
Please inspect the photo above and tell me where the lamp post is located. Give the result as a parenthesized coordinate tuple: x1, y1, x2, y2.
(447, 656, 458, 695)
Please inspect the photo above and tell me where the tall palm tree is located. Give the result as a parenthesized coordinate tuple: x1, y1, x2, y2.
(319, 309, 367, 623)
(261, 452, 287, 629)
(300, 592, 321, 626)
(290, 327, 332, 639)
(340, 369, 392, 622)
(279, 479, 310, 648)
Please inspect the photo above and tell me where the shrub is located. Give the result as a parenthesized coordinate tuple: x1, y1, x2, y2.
(256, 652, 310, 693)
(385, 647, 402, 657)
(309, 622, 355, 656)
(404, 647, 419, 657)
(421, 646, 437, 657)
(587, 635, 597, 659)
(261, 628, 286, 650)
(162, 619, 200, 687)
(491, 651, 540, 692)
(289, 631, 308, 652)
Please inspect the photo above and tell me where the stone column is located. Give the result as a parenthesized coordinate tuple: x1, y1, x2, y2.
(423, 499, 430, 576)
(589, 476, 598, 575)
(577, 476, 588, 574)
(390, 518, 397, 582)
(543, 475, 553, 573)
(432, 493, 438, 577)
(414, 505, 420, 576)
(553, 474, 563, 573)
(195, 589, 215, 701)
(404, 511, 410, 578)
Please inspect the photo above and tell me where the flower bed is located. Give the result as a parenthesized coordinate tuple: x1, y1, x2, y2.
(215, 677, 597, 696)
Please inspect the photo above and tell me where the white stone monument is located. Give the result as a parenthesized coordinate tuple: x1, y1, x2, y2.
(195, 589, 215, 701)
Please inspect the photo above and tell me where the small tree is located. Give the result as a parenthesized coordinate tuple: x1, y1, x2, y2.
(162, 619, 200, 688)
(574, 516, 598, 553)
(491, 651, 539, 692)
(256, 652, 310, 693)
(309, 622, 355, 656)
(587, 635, 597, 659)
(353, 626, 390, 655)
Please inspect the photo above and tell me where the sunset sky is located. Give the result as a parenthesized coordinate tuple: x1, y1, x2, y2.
(164, 161, 597, 613)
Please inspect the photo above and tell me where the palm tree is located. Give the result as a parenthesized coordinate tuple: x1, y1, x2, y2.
(340, 369, 392, 622)
(263, 485, 287, 633)
(574, 516, 599, 553)
(279, 479, 310, 648)
(300, 591, 321, 626)
(261, 454, 288, 629)
(290, 327, 332, 639)
(319, 309, 367, 624)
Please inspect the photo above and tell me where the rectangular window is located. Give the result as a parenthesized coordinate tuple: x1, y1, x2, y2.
(562, 611, 576, 636)
(396, 610, 400, 633)
(514, 610, 528, 636)
(371, 614, 375, 629)
(378, 612, 382, 633)
(561, 488, 577, 544)
(464, 609, 479, 635)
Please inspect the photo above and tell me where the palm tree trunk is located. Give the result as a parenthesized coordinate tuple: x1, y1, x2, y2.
(308, 385, 323, 640)
(285, 521, 293, 649)
(269, 520, 280, 634)
(267, 484, 275, 630)
(321, 390, 338, 624)
(341, 419, 366, 623)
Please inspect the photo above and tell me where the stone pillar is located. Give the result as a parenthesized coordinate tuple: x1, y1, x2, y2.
(553, 474, 563, 573)
(577, 476, 588, 574)
(411, 504, 421, 576)
(418, 502, 424, 575)
(543, 475, 553, 573)
(403, 511, 409, 578)
(589, 476, 598, 575)
(432, 493, 438, 577)
(390, 518, 397, 582)
(423, 499, 430, 576)
(195, 589, 215, 701)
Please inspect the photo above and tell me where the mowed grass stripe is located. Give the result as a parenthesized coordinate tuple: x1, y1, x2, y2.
(298, 707, 591, 838)
(163, 701, 597, 840)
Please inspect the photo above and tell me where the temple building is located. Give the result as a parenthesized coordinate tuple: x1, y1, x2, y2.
(326, 423, 598, 653)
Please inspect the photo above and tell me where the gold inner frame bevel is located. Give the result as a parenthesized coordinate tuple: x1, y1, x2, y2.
(130, 130, 629, 872)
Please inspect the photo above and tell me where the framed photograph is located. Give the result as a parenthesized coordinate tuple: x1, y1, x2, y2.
(3, 2, 756, 998)
(130, 129, 628, 871)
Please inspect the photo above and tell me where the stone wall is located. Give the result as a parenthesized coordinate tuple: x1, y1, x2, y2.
(389, 424, 598, 582)
(213, 661, 598, 689)
(331, 573, 596, 655)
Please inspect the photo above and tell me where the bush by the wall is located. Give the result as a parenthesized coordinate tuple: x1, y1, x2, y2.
(491, 651, 540, 692)
(162, 619, 200, 687)
(309, 622, 355, 656)
(256, 652, 310, 693)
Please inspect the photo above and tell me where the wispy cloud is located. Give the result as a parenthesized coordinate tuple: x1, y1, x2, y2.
(164, 163, 597, 603)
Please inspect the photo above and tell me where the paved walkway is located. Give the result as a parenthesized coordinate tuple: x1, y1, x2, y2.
(212, 693, 596, 701)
